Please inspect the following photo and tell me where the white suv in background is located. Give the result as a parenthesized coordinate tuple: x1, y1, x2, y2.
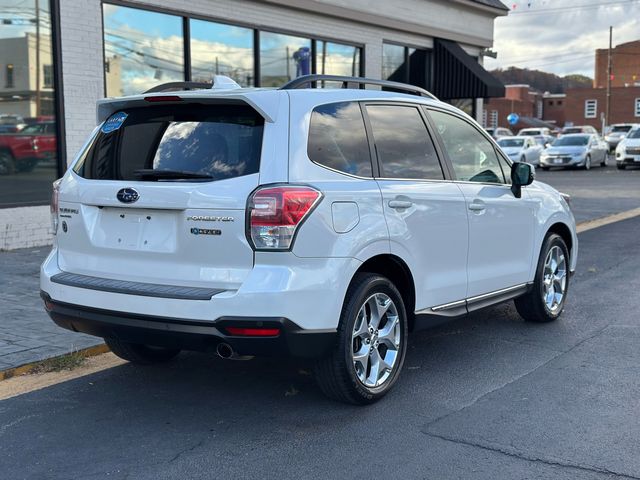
(41, 75, 578, 404)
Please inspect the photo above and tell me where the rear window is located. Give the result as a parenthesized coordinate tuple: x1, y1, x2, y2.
(307, 102, 372, 177)
(74, 104, 264, 182)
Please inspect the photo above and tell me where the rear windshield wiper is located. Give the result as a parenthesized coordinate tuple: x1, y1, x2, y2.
(133, 169, 214, 180)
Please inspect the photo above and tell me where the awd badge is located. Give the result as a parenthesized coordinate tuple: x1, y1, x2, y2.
(190, 228, 221, 236)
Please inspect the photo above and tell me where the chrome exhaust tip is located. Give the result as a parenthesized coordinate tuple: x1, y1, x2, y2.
(216, 342, 234, 359)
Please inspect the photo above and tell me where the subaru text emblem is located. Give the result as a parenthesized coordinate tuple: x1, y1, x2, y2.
(116, 188, 139, 204)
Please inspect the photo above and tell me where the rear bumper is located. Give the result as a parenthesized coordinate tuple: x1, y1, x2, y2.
(41, 292, 336, 358)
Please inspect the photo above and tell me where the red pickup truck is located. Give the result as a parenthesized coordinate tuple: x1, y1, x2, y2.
(0, 121, 56, 175)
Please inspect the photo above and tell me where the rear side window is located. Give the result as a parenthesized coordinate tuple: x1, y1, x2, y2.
(307, 102, 372, 177)
(74, 104, 264, 181)
(366, 105, 443, 180)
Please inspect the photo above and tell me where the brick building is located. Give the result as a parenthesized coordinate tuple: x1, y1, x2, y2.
(483, 84, 552, 130)
(564, 86, 640, 130)
(595, 40, 640, 89)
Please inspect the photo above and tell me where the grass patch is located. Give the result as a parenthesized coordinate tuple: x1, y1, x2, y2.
(30, 350, 88, 374)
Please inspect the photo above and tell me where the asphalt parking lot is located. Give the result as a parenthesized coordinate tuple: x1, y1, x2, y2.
(1, 170, 640, 479)
(535, 161, 640, 223)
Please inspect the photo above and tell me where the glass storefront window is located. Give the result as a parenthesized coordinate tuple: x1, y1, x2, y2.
(0, 0, 59, 207)
(316, 41, 361, 77)
(259, 32, 311, 87)
(190, 19, 254, 87)
(382, 43, 406, 82)
(103, 4, 184, 96)
(383, 43, 432, 91)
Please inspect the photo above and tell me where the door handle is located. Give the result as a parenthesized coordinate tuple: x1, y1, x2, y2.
(388, 200, 413, 209)
(468, 201, 486, 212)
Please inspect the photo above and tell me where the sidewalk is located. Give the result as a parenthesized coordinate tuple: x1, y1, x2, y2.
(0, 247, 102, 372)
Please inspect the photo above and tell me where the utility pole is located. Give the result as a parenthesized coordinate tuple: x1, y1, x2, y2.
(606, 26, 612, 129)
(35, 0, 41, 117)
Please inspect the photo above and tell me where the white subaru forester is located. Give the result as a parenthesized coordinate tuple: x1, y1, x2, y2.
(41, 75, 577, 404)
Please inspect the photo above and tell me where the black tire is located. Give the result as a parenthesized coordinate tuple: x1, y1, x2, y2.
(617, 163, 626, 170)
(600, 155, 608, 167)
(15, 158, 39, 173)
(584, 155, 591, 170)
(0, 150, 15, 175)
(515, 233, 570, 323)
(314, 273, 408, 405)
(541, 166, 550, 171)
(105, 337, 181, 365)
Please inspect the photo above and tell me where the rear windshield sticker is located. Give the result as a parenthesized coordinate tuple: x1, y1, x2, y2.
(101, 111, 128, 134)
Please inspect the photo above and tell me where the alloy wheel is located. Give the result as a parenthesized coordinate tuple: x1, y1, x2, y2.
(542, 245, 567, 313)
(351, 293, 401, 388)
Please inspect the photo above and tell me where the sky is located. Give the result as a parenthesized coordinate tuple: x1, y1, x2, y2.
(484, 0, 640, 77)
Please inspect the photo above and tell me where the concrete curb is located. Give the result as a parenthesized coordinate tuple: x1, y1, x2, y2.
(0, 344, 109, 382)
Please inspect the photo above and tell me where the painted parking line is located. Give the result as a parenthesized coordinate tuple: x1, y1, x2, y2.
(576, 207, 640, 233)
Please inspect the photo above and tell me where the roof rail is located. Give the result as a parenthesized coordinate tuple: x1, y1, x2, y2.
(280, 74, 437, 100)
(143, 81, 212, 94)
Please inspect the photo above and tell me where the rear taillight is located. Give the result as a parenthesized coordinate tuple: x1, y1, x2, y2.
(50, 178, 61, 234)
(225, 327, 281, 337)
(248, 185, 322, 250)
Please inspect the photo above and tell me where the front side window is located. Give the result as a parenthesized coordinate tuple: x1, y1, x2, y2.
(308, 102, 372, 177)
(428, 109, 506, 184)
(366, 105, 443, 180)
(74, 104, 263, 182)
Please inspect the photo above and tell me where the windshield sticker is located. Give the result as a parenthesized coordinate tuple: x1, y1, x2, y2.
(101, 112, 128, 134)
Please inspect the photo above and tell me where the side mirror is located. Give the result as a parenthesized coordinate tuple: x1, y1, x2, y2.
(511, 162, 535, 198)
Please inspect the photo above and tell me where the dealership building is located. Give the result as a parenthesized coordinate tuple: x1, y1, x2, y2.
(0, 0, 507, 250)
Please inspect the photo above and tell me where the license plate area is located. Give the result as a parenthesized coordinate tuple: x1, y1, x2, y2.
(94, 208, 177, 252)
(553, 158, 563, 164)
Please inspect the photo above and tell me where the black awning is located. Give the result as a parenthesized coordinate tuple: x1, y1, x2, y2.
(433, 39, 505, 100)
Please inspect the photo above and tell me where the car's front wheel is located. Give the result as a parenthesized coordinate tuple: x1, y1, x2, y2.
(314, 273, 408, 404)
(584, 154, 592, 170)
(0, 150, 15, 175)
(105, 338, 181, 365)
(515, 233, 570, 323)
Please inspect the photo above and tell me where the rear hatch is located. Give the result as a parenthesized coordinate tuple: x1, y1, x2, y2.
(57, 101, 264, 291)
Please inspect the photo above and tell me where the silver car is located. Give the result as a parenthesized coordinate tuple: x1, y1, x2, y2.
(605, 124, 638, 152)
(540, 134, 608, 170)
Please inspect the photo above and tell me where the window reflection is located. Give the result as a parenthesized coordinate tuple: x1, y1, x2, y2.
(382, 43, 406, 82)
(316, 41, 361, 78)
(190, 19, 254, 86)
(0, 0, 58, 207)
(260, 32, 311, 87)
(103, 4, 184, 96)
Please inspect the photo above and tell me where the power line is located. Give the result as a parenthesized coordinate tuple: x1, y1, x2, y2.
(509, 0, 640, 15)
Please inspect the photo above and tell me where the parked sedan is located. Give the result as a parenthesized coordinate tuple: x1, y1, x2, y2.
(615, 127, 640, 169)
(485, 127, 513, 139)
(497, 136, 544, 165)
(540, 134, 608, 170)
(605, 124, 638, 152)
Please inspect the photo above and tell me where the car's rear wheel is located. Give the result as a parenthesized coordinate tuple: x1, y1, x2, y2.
(105, 337, 181, 365)
(0, 150, 15, 175)
(601, 154, 608, 167)
(515, 233, 569, 323)
(314, 273, 408, 405)
(15, 158, 39, 173)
